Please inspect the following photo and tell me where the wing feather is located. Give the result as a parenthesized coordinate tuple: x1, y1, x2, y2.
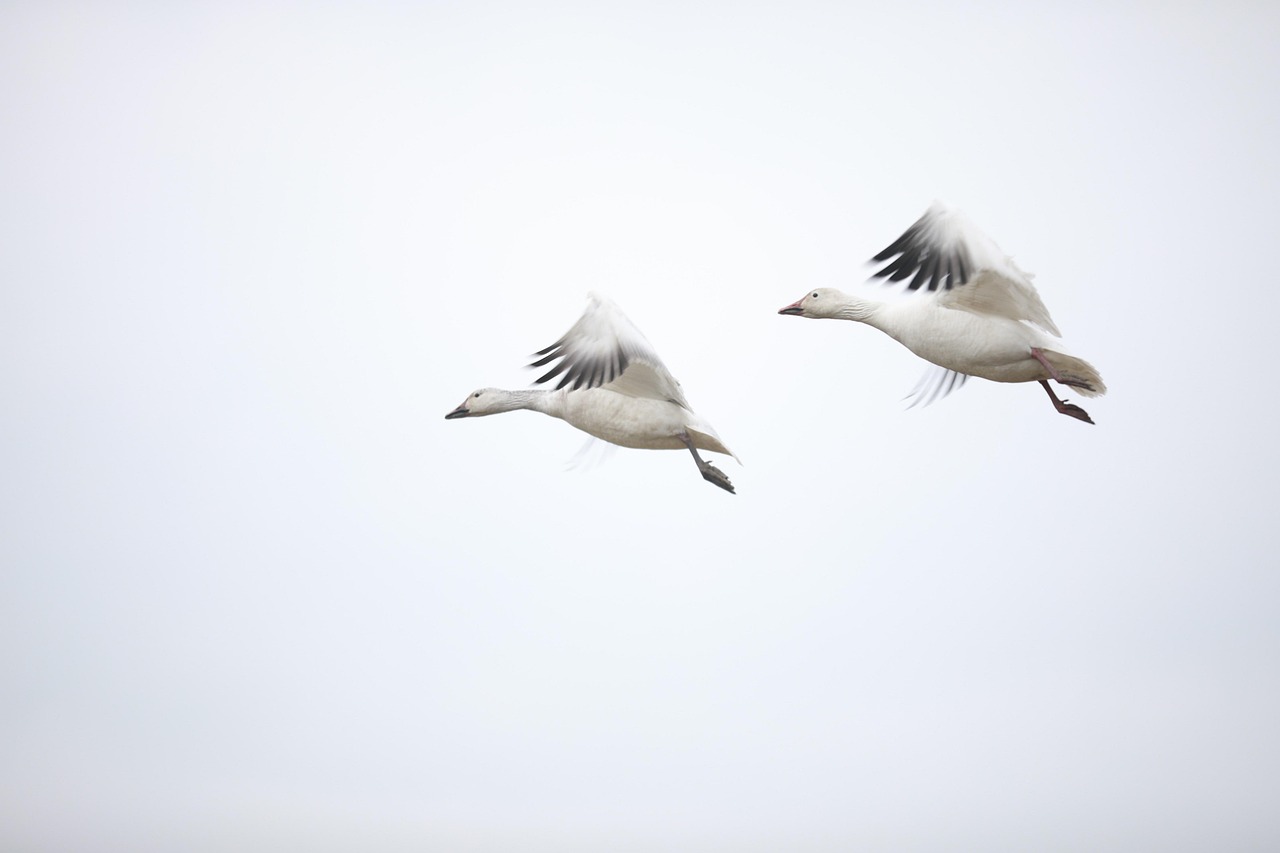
(870, 201, 1062, 336)
(905, 364, 970, 409)
(937, 269, 1061, 336)
(528, 293, 688, 406)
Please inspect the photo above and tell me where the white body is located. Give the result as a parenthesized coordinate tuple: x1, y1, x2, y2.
(559, 387, 732, 454)
(869, 298, 1060, 385)
(447, 292, 737, 462)
(781, 202, 1105, 402)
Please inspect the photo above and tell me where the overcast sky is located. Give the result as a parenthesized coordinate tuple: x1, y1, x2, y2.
(3, 2, 1280, 850)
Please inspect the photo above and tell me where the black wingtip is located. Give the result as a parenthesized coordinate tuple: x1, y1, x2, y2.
(532, 338, 563, 357)
(870, 214, 975, 293)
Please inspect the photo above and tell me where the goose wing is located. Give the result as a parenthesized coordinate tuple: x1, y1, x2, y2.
(529, 293, 689, 406)
(905, 364, 970, 409)
(871, 201, 1061, 336)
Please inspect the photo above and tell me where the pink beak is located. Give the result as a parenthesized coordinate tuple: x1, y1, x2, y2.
(778, 298, 805, 316)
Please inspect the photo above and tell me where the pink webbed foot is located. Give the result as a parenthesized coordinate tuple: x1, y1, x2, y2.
(1039, 380, 1094, 424)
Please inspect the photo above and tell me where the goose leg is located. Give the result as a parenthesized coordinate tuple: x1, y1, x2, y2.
(1039, 380, 1094, 424)
(678, 431, 735, 494)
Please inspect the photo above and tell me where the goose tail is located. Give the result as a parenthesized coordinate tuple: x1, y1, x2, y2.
(1041, 350, 1107, 398)
(687, 426, 741, 464)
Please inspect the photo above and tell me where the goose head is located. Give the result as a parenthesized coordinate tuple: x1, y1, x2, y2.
(445, 388, 505, 419)
(778, 288, 844, 319)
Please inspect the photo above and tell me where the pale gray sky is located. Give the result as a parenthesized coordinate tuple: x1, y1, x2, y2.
(3, 2, 1279, 850)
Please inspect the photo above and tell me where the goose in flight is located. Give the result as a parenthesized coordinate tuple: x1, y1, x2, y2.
(779, 201, 1106, 423)
(446, 293, 738, 493)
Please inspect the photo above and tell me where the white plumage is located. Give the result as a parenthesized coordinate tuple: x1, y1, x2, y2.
(446, 293, 738, 493)
(780, 201, 1106, 423)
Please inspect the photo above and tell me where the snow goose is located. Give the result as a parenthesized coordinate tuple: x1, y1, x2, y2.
(446, 293, 739, 493)
(779, 201, 1106, 423)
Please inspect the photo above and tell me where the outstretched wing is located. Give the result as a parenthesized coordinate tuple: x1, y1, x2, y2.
(528, 293, 689, 406)
(871, 201, 1061, 336)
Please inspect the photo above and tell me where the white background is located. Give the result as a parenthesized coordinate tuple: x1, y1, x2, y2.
(3, 2, 1279, 850)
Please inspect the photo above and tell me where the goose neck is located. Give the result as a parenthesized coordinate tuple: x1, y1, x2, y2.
(506, 388, 562, 417)
(832, 292, 883, 325)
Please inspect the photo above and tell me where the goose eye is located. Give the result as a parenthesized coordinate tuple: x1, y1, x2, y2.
(811, 292, 819, 298)
(473, 392, 481, 398)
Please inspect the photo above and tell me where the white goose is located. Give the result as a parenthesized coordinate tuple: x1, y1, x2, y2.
(779, 201, 1106, 423)
(446, 293, 739, 493)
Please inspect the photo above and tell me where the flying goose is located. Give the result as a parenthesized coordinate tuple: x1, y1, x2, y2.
(446, 293, 738, 493)
(779, 201, 1106, 423)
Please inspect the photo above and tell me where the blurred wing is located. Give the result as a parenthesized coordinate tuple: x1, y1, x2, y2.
(904, 364, 969, 409)
(871, 201, 986, 293)
(871, 201, 1061, 336)
(563, 436, 618, 471)
(529, 292, 687, 404)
